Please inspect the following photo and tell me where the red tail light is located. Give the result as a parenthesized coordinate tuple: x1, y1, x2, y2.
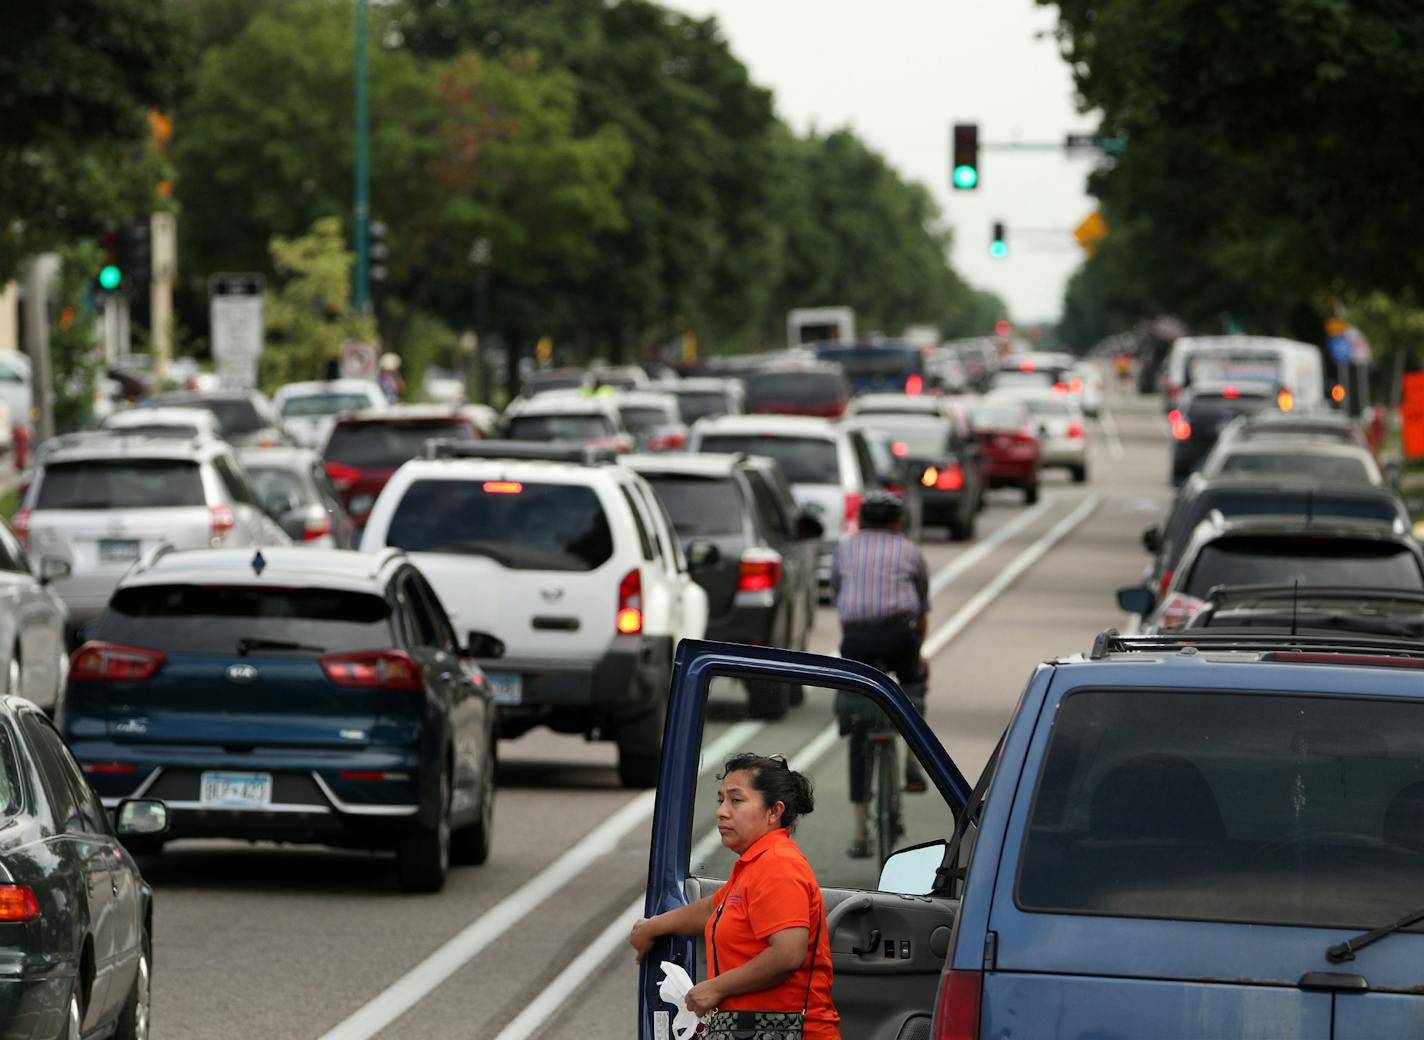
(71, 642, 165, 682)
(483, 481, 523, 494)
(1158, 591, 1207, 629)
(1167, 409, 1182, 424)
(0, 885, 40, 923)
(891, 441, 910, 457)
(617, 568, 643, 634)
(209, 504, 236, 546)
(936, 464, 964, 490)
(1069, 377, 1084, 393)
(83, 762, 138, 775)
(321, 650, 424, 690)
(934, 967, 983, 1040)
(843, 491, 862, 534)
(1222, 385, 1240, 399)
(905, 373, 924, 396)
(324, 461, 362, 490)
(648, 430, 686, 451)
(1053, 382, 1068, 394)
(11, 508, 29, 550)
(1171, 419, 1192, 440)
(303, 514, 334, 541)
(1157, 568, 1174, 599)
(1066, 421, 1085, 439)
(738, 549, 783, 593)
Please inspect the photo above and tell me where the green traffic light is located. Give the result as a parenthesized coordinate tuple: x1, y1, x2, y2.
(989, 241, 1008, 260)
(98, 264, 122, 290)
(952, 164, 979, 190)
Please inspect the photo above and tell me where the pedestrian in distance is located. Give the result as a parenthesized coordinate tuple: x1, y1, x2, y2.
(378, 352, 405, 403)
(630, 753, 841, 1039)
(830, 489, 930, 859)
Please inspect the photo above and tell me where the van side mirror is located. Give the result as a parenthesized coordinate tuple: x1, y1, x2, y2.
(795, 513, 824, 541)
(686, 541, 721, 569)
(1141, 525, 1161, 554)
(466, 631, 505, 660)
(1117, 586, 1155, 616)
(115, 799, 169, 838)
(878, 838, 948, 896)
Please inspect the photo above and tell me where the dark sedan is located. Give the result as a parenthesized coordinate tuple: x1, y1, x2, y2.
(239, 446, 359, 548)
(842, 413, 983, 540)
(62, 547, 496, 893)
(0, 694, 167, 1039)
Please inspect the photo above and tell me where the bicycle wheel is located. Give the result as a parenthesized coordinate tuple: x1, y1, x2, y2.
(874, 734, 901, 866)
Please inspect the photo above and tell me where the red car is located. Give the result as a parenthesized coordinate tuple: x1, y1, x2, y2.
(322, 406, 480, 526)
(969, 398, 1042, 504)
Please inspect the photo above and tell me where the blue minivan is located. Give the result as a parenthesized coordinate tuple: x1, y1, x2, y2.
(638, 635, 1424, 1039)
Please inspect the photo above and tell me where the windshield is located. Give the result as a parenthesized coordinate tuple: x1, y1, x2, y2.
(1019, 690, 1424, 932)
(324, 420, 473, 469)
(36, 460, 205, 510)
(281, 393, 373, 417)
(1185, 537, 1423, 597)
(698, 435, 839, 484)
(386, 479, 613, 571)
(97, 585, 393, 655)
(644, 476, 744, 536)
(673, 391, 732, 422)
(1215, 451, 1373, 483)
(505, 414, 615, 442)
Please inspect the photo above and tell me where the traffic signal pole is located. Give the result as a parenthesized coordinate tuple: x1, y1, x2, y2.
(352, 0, 371, 316)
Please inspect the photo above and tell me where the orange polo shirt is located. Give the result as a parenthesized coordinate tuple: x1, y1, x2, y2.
(705, 828, 840, 1040)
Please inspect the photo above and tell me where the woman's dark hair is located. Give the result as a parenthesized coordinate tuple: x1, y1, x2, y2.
(720, 753, 815, 833)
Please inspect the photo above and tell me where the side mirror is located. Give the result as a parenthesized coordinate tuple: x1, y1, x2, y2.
(279, 513, 308, 541)
(466, 631, 506, 660)
(878, 838, 948, 896)
(38, 557, 71, 585)
(685, 541, 721, 569)
(115, 799, 169, 838)
(1141, 524, 1161, 554)
(1117, 585, 1155, 616)
(1385, 458, 1403, 489)
(795, 512, 824, 541)
(263, 492, 300, 520)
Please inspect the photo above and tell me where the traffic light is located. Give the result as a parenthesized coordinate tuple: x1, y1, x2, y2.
(952, 123, 979, 190)
(368, 220, 389, 285)
(990, 221, 1008, 259)
(96, 229, 122, 291)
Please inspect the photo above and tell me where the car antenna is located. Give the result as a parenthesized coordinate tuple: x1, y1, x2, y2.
(1291, 579, 1300, 637)
(251, 550, 267, 577)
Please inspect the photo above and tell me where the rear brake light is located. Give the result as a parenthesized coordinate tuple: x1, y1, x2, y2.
(1171, 420, 1192, 440)
(1019, 360, 1036, 372)
(1277, 389, 1294, 411)
(1053, 382, 1068, 394)
(338, 770, 412, 781)
(738, 549, 783, 593)
(82, 762, 137, 775)
(617, 568, 643, 634)
(11, 509, 29, 550)
(321, 650, 424, 690)
(1066, 421, 1085, 439)
(1069, 377, 1084, 393)
(483, 481, 523, 494)
(324, 461, 362, 489)
(844, 491, 862, 534)
(905, 374, 924, 396)
(1167, 409, 1182, 424)
(648, 431, 686, 451)
(892, 441, 909, 457)
(303, 514, 333, 541)
(936, 464, 964, 491)
(1158, 591, 1207, 629)
(921, 467, 939, 487)
(0, 885, 40, 923)
(1157, 568, 1174, 600)
(209, 504, 236, 546)
(1263, 652, 1424, 669)
(70, 642, 165, 682)
(1223, 385, 1240, 399)
(934, 967, 982, 1040)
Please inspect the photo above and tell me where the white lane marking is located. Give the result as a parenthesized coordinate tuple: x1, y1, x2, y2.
(316, 721, 764, 1040)
(923, 494, 1103, 658)
(492, 723, 844, 1040)
(929, 494, 1058, 597)
(1098, 408, 1125, 459)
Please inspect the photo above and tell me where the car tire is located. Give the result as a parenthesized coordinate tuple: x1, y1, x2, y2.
(788, 683, 805, 706)
(451, 738, 496, 867)
(113, 932, 152, 1040)
(397, 769, 451, 893)
(950, 506, 976, 542)
(1023, 483, 1040, 505)
(616, 695, 666, 789)
(746, 680, 790, 720)
(1072, 464, 1088, 484)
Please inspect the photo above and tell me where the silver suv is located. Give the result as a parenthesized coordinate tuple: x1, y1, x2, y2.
(15, 434, 290, 629)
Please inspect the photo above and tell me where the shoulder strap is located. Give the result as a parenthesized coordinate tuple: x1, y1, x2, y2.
(801, 916, 822, 1015)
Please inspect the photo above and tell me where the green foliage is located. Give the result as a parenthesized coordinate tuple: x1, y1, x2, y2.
(50, 244, 105, 433)
(1345, 291, 1424, 362)
(261, 217, 375, 391)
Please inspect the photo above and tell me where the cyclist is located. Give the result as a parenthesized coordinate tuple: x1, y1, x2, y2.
(829, 489, 929, 859)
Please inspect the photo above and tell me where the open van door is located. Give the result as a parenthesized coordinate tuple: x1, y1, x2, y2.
(637, 640, 973, 1040)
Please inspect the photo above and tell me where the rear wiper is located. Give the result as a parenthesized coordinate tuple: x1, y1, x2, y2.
(1326, 905, 1424, 963)
(237, 637, 325, 656)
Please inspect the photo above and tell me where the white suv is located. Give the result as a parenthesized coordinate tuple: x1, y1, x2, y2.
(360, 442, 709, 787)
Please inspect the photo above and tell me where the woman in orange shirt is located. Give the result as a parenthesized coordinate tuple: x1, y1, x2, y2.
(631, 753, 840, 1040)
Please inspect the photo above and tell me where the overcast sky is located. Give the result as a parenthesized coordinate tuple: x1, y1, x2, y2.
(662, 0, 1100, 325)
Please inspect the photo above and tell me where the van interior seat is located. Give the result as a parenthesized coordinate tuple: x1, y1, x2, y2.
(1089, 753, 1226, 843)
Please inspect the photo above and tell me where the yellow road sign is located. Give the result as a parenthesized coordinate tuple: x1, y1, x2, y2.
(1073, 211, 1108, 254)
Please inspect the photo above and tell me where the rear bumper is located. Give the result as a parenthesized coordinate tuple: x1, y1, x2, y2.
(986, 458, 1038, 487)
(1039, 440, 1088, 468)
(921, 488, 972, 523)
(0, 975, 71, 1040)
(706, 602, 777, 646)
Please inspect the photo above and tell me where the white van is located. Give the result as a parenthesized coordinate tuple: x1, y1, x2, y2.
(1163, 336, 1324, 414)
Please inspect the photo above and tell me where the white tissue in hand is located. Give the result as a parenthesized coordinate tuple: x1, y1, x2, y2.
(657, 962, 704, 1040)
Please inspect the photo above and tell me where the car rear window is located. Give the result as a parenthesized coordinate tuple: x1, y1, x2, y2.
(36, 460, 206, 510)
(1018, 397, 1072, 417)
(673, 391, 731, 422)
(698, 435, 839, 484)
(1216, 451, 1372, 483)
(744, 371, 847, 408)
(1185, 536, 1423, 597)
(325, 420, 474, 469)
(817, 347, 921, 381)
(1184, 493, 1399, 536)
(245, 467, 308, 508)
(989, 371, 1055, 391)
(971, 404, 1026, 429)
(851, 421, 950, 458)
(281, 393, 372, 417)
(1018, 690, 1424, 932)
(504, 414, 615, 442)
(619, 406, 672, 433)
(1186, 395, 1273, 421)
(643, 476, 744, 537)
(386, 480, 613, 571)
(97, 585, 393, 655)
(525, 372, 587, 394)
(165, 397, 262, 436)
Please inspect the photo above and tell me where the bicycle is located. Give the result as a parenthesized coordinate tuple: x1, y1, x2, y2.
(862, 721, 904, 867)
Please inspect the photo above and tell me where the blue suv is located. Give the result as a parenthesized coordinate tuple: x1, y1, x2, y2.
(638, 634, 1424, 1039)
(62, 546, 496, 892)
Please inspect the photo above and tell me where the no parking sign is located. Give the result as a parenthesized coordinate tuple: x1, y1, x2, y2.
(340, 339, 379, 380)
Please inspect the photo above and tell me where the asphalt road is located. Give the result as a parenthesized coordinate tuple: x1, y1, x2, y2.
(142, 380, 1168, 1039)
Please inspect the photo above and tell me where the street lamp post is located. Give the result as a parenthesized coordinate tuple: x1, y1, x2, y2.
(352, 0, 371, 316)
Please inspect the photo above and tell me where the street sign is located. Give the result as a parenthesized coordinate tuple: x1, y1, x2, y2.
(1064, 133, 1101, 151)
(340, 339, 379, 380)
(1328, 334, 1352, 365)
(1403, 372, 1424, 458)
(1073, 211, 1109, 254)
(210, 273, 264, 389)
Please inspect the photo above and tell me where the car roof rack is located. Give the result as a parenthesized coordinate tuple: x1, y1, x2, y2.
(421, 439, 618, 465)
(1089, 627, 1424, 661)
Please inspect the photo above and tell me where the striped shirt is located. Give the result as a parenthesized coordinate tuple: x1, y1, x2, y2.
(830, 529, 929, 625)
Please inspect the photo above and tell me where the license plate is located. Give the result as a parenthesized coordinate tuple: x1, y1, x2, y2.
(200, 771, 273, 808)
(98, 539, 140, 563)
(486, 672, 522, 706)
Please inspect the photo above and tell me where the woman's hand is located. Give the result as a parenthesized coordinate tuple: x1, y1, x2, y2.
(629, 917, 658, 964)
(684, 979, 723, 1016)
